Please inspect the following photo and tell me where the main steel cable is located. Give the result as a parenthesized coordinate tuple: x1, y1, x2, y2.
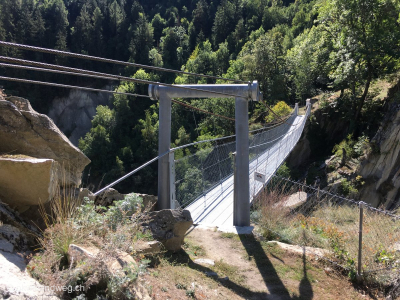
(0, 40, 248, 83)
(0, 75, 151, 98)
(0, 62, 236, 121)
(0, 56, 245, 98)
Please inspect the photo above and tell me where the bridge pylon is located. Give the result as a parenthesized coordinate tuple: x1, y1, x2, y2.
(149, 81, 262, 226)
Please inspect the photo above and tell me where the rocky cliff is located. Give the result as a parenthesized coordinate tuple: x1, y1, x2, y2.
(358, 80, 400, 208)
(48, 87, 113, 145)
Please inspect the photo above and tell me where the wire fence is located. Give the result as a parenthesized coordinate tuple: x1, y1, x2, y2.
(253, 174, 400, 284)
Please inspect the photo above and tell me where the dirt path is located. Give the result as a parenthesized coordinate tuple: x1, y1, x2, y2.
(186, 227, 377, 300)
(145, 227, 381, 300)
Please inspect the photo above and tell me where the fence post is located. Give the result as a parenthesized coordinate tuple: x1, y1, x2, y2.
(357, 201, 365, 282)
(169, 151, 176, 209)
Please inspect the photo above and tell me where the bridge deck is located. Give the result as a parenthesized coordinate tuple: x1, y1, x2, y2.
(186, 115, 305, 230)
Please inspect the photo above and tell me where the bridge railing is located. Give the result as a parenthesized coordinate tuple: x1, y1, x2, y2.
(172, 103, 309, 209)
(249, 102, 311, 201)
(94, 101, 310, 217)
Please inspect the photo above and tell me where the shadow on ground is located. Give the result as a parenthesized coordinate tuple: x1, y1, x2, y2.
(164, 233, 314, 300)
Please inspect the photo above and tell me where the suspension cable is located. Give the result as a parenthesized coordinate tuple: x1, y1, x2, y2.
(0, 69, 235, 121)
(0, 40, 248, 83)
(0, 75, 151, 98)
(0, 56, 245, 98)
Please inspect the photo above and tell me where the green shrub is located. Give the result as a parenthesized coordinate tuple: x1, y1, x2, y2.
(332, 134, 355, 159)
(265, 101, 292, 123)
(339, 179, 358, 196)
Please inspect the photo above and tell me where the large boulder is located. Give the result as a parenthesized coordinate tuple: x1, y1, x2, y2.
(143, 209, 193, 252)
(0, 97, 90, 188)
(0, 157, 59, 211)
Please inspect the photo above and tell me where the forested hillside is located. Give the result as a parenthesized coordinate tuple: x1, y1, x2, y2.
(0, 0, 399, 194)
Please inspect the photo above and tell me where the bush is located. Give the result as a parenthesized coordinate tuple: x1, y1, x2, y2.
(265, 101, 292, 123)
(338, 179, 358, 196)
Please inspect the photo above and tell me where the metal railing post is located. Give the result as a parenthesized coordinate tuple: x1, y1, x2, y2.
(169, 151, 176, 209)
(357, 201, 365, 282)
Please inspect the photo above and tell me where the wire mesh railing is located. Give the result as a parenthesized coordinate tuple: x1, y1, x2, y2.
(249, 103, 310, 201)
(172, 102, 311, 210)
(173, 138, 236, 208)
(253, 174, 400, 283)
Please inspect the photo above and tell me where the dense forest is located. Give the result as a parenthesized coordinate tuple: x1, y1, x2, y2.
(0, 0, 399, 194)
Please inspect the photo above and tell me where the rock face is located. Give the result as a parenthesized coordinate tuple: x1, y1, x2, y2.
(143, 209, 193, 252)
(0, 158, 59, 210)
(48, 88, 113, 145)
(0, 97, 90, 188)
(358, 81, 400, 208)
(0, 200, 40, 250)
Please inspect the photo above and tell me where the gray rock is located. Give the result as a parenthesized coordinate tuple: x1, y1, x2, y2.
(194, 258, 215, 266)
(279, 191, 307, 208)
(68, 244, 100, 265)
(133, 240, 163, 255)
(205, 271, 218, 277)
(0, 250, 59, 299)
(0, 98, 90, 189)
(94, 188, 125, 207)
(137, 194, 157, 211)
(0, 158, 59, 210)
(143, 209, 193, 252)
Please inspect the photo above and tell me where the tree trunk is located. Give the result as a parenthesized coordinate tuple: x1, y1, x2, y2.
(354, 71, 372, 127)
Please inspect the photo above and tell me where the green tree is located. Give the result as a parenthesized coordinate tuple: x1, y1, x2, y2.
(151, 13, 166, 45)
(129, 13, 153, 64)
(43, 0, 69, 50)
(212, 0, 240, 46)
(318, 0, 400, 123)
(71, 5, 93, 53)
(286, 26, 332, 100)
(90, 7, 104, 56)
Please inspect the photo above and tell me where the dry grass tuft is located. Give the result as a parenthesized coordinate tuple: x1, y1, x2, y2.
(30, 189, 153, 299)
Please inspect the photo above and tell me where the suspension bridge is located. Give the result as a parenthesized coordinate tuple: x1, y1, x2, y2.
(184, 103, 310, 230)
(0, 41, 312, 229)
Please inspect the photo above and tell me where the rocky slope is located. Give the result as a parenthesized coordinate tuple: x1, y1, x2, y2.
(358, 80, 400, 208)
